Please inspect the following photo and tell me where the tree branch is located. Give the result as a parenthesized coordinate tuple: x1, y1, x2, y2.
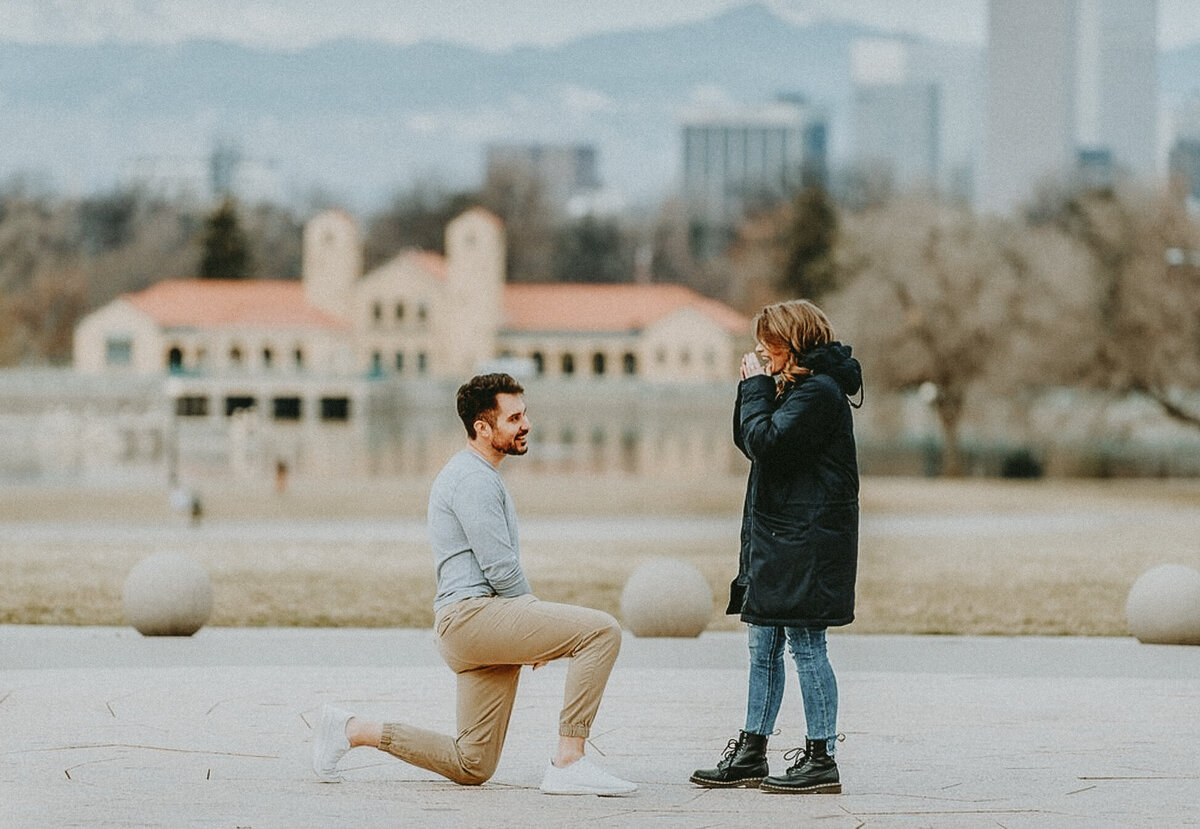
(1137, 384, 1200, 430)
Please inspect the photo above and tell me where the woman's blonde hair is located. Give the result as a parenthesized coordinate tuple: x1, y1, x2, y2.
(753, 299, 834, 390)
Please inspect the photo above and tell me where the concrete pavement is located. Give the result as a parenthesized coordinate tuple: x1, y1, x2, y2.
(3, 627, 1199, 828)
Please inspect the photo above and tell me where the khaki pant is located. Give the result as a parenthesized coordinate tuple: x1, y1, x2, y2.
(378, 594, 622, 785)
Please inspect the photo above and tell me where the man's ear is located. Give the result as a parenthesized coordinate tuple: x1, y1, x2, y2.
(474, 418, 490, 438)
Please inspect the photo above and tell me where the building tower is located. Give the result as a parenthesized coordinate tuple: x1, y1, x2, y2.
(301, 210, 362, 321)
(850, 38, 941, 195)
(437, 208, 505, 377)
(1076, 0, 1158, 182)
(980, 0, 1158, 215)
(980, 0, 1079, 214)
(681, 98, 826, 259)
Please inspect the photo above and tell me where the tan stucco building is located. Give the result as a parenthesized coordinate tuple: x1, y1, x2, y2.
(74, 207, 750, 390)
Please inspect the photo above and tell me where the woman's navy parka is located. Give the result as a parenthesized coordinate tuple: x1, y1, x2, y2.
(729, 341, 862, 628)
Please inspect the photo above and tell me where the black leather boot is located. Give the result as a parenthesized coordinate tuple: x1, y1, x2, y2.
(759, 737, 841, 794)
(689, 731, 769, 788)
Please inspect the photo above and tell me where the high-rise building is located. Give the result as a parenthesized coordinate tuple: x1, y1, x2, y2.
(1076, 0, 1159, 181)
(850, 39, 941, 194)
(980, 0, 1079, 214)
(980, 0, 1158, 214)
(681, 99, 827, 258)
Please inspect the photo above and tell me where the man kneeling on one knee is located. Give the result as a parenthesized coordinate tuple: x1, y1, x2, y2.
(312, 373, 637, 796)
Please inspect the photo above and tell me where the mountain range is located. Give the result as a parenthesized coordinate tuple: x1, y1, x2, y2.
(2, 3, 1198, 211)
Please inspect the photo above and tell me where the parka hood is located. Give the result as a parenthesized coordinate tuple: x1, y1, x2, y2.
(802, 341, 862, 398)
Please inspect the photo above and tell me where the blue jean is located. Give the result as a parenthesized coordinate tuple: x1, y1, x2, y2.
(744, 624, 838, 754)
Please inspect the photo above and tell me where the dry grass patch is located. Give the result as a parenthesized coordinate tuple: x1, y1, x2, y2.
(2, 476, 1199, 634)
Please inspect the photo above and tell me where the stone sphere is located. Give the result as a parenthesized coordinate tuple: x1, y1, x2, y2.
(123, 552, 213, 636)
(1126, 563, 1200, 646)
(620, 558, 713, 637)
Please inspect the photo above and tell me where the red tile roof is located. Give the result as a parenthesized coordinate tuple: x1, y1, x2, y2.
(126, 279, 349, 329)
(121, 277, 748, 336)
(503, 283, 749, 334)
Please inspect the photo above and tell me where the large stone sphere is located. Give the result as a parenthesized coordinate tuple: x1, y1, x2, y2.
(1126, 563, 1200, 646)
(620, 558, 713, 637)
(123, 552, 213, 636)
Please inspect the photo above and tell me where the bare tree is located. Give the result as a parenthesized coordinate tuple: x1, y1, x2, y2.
(363, 178, 477, 270)
(0, 190, 81, 365)
(647, 197, 695, 286)
(725, 186, 840, 314)
(0, 265, 88, 364)
(0, 190, 75, 295)
(241, 202, 304, 280)
(724, 207, 786, 313)
(832, 197, 1034, 476)
(551, 214, 633, 283)
(1039, 184, 1200, 428)
(479, 160, 556, 282)
(82, 192, 203, 307)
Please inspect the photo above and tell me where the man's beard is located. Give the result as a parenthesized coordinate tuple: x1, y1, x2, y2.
(493, 432, 529, 456)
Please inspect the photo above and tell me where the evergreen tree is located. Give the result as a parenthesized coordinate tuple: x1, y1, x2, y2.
(779, 186, 838, 299)
(200, 198, 252, 279)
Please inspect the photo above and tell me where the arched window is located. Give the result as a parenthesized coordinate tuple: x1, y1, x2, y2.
(531, 352, 545, 375)
(592, 352, 606, 375)
(229, 346, 243, 366)
(622, 353, 637, 376)
(561, 353, 575, 375)
(167, 347, 183, 372)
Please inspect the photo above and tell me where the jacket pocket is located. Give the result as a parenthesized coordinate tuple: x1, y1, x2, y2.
(745, 510, 815, 618)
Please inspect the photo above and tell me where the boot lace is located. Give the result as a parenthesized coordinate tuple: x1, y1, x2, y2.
(716, 736, 740, 769)
(783, 734, 845, 772)
(781, 746, 808, 773)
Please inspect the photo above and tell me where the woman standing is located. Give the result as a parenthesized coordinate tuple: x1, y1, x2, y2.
(690, 299, 862, 795)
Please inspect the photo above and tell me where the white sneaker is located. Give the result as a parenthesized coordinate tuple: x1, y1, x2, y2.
(312, 704, 353, 782)
(539, 756, 638, 796)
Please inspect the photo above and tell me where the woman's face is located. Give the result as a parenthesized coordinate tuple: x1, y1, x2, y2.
(755, 340, 790, 375)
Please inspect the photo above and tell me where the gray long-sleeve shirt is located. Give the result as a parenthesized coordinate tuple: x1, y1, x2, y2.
(428, 449, 533, 612)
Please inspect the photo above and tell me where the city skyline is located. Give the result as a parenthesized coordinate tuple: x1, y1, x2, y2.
(0, 1, 1185, 214)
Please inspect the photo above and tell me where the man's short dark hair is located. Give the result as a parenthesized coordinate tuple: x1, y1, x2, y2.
(457, 373, 525, 439)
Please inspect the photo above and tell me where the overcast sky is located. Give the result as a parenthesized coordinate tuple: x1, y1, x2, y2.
(2, 0, 1197, 51)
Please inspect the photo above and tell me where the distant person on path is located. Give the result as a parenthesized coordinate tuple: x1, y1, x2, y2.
(312, 373, 636, 796)
(691, 299, 862, 794)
